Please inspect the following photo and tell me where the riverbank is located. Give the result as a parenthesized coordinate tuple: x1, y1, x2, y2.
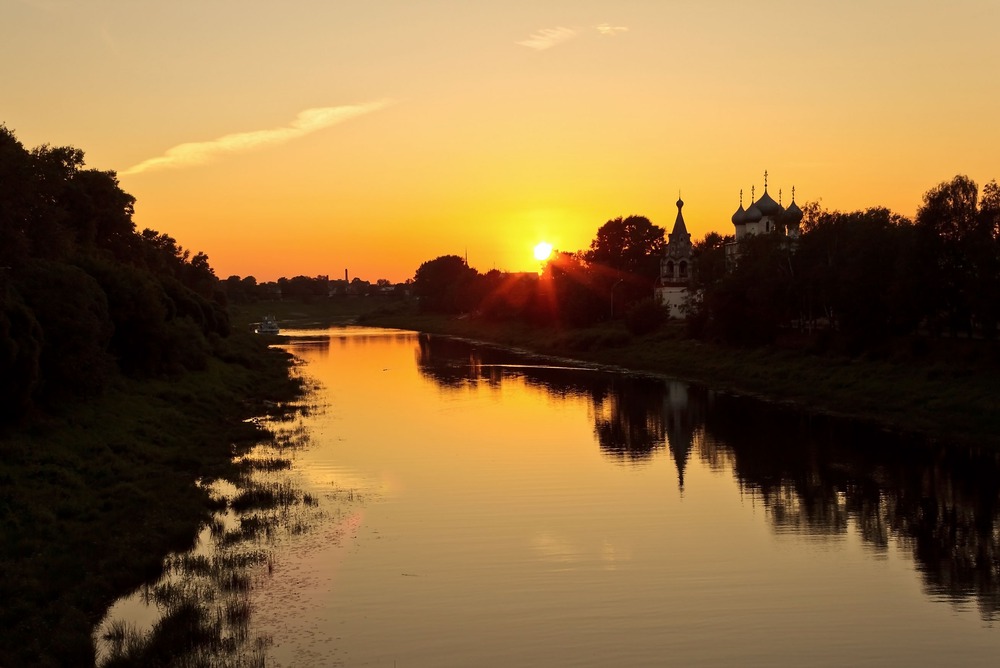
(346, 305, 999, 448)
(0, 330, 302, 667)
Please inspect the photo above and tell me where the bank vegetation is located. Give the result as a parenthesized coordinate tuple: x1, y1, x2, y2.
(0, 127, 302, 665)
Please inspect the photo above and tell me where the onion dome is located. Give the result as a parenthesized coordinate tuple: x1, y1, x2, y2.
(785, 186, 803, 225)
(744, 201, 763, 223)
(731, 204, 746, 225)
(755, 189, 783, 217)
(731, 189, 746, 225)
(785, 199, 803, 225)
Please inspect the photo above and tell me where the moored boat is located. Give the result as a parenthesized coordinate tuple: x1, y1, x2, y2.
(256, 315, 279, 334)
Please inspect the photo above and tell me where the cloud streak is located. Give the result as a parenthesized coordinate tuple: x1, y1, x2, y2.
(122, 100, 392, 176)
(517, 27, 578, 51)
(517, 24, 629, 51)
(596, 23, 628, 36)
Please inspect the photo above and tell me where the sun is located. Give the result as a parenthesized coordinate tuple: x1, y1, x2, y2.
(533, 241, 553, 261)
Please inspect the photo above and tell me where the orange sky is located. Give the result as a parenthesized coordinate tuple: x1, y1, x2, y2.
(6, 1, 999, 283)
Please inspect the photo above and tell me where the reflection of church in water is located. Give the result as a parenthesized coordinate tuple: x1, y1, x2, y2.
(654, 172, 803, 318)
(593, 377, 707, 492)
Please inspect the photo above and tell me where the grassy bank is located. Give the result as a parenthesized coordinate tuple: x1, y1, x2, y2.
(0, 330, 302, 667)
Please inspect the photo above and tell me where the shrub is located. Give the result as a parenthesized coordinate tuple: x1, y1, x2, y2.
(625, 297, 667, 336)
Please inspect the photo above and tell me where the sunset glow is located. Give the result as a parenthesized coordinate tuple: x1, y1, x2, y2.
(5, 1, 998, 282)
(533, 242, 554, 262)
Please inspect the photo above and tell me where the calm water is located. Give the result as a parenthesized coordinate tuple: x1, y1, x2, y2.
(99, 326, 1000, 666)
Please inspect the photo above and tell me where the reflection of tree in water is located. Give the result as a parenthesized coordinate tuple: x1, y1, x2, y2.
(704, 396, 1000, 619)
(415, 333, 605, 397)
(285, 330, 418, 359)
(414, 334, 1000, 618)
(591, 377, 666, 462)
(415, 334, 702, 473)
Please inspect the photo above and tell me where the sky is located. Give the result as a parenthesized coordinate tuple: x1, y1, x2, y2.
(5, 0, 999, 283)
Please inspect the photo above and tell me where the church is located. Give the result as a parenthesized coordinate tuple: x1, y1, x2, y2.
(726, 171, 803, 264)
(654, 195, 693, 318)
(655, 172, 803, 318)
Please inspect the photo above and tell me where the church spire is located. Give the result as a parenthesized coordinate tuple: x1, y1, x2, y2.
(671, 193, 689, 239)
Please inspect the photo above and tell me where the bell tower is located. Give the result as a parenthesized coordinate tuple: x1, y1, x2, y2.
(656, 195, 693, 318)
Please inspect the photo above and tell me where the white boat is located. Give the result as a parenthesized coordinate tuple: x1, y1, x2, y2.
(256, 315, 280, 335)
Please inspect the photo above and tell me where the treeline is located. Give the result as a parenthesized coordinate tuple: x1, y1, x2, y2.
(0, 126, 229, 422)
(411, 176, 1000, 349)
(690, 176, 1000, 348)
(221, 273, 403, 304)
(412, 215, 668, 332)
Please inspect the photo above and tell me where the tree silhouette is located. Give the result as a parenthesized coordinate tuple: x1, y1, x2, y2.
(916, 175, 1000, 337)
(585, 215, 666, 316)
(413, 254, 480, 313)
(585, 215, 666, 276)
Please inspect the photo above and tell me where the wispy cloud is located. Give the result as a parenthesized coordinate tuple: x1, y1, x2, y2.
(517, 24, 629, 51)
(517, 26, 579, 51)
(122, 100, 392, 176)
(596, 23, 628, 36)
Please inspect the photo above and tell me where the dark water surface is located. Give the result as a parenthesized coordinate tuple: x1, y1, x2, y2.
(99, 327, 1000, 666)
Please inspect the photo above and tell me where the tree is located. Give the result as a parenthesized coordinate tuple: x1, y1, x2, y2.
(585, 215, 665, 278)
(535, 252, 605, 326)
(697, 233, 795, 345)
(584, 215, 666, 318)
(0, 282, 42, 418)
(413, 255, 480, 313)
(690, 232, 729, 289)
(916, 175, 997, 336)
(478, 270, 539, 322)
(795, 207, 917, 348)
(15, 260, 114, 398)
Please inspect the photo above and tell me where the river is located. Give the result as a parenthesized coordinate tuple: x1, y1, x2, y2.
(96, 326, 1000, 666)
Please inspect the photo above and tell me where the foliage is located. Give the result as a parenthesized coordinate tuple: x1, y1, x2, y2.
(625, 297, 668, 335)
(915, 175, 1000, 337)
(15, 260, 115, 399)
(695, 233, 795, 345)
(0, 125, 232, 420)
(685, 176, 999, 348)
(0, 283, 42, 418)
(585, 215, 665, 277)
(413, 254, 480, 313)
(0, 125, 313, 666)
(478, 269, 540, 321)
(585, 215, 666, 316)
(795, 207, 918, 348)
(401, 174, 999, 354)
(537, 252, 607, 326)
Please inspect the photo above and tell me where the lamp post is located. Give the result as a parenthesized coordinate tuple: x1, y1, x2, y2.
(610, 278, 624, 319)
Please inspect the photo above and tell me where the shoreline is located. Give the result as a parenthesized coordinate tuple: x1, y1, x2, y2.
(0, 330, 303, 666)
(354, 309, 1000, 449)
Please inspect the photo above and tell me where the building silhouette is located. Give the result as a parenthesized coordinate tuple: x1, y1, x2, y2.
(655, 173, 803, 318)
(726, 171, 803, 264)
(655, 195, 693, 318)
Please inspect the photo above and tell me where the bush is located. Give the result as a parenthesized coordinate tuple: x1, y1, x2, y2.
(625, 298, 667, 335)
(0, 286, 43, 418)
(15, 260, 114, 399)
